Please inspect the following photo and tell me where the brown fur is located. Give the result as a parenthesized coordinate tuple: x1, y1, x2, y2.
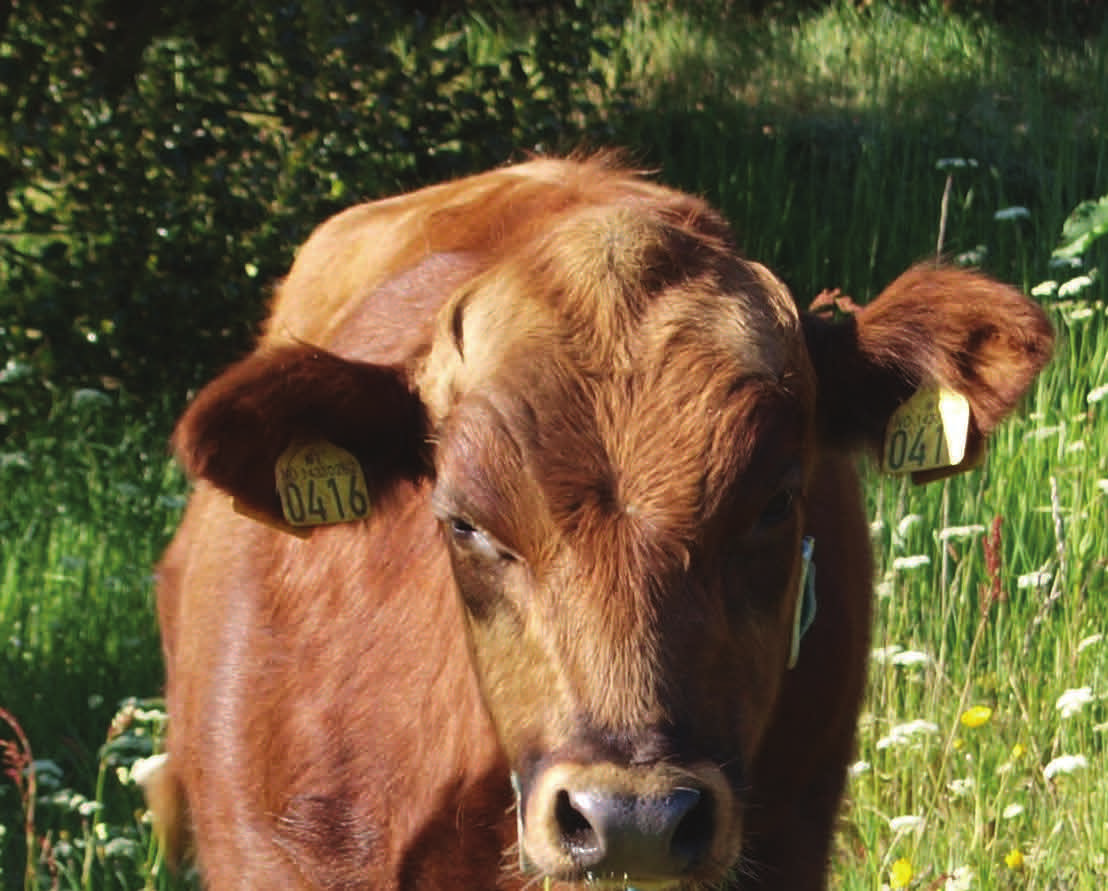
(153, 157, 1053, 889)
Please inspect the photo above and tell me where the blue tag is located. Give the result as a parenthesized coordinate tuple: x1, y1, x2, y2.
(511, 771, 530, 873)
(788, 537, 816, 668)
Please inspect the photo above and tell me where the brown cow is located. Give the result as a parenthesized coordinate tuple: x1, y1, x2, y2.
(147, 157, 1053, 890)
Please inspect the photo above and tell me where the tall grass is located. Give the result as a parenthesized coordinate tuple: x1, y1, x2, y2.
(844, 298, 1108, 887)
(1, 2, 1106, 888)
(615, 0, 1107, 301)
(0, 391, 186, 888)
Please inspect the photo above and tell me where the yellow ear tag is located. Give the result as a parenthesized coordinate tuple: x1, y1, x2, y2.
(882, 385, 970, 475)
(275, 439, 371, 527)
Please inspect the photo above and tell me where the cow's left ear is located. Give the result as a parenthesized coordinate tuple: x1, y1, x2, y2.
(172, 343, 430, 525)
(802, 264, 1054, 475)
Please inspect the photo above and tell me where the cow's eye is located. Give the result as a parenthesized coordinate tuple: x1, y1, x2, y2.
(446, 516, 516, 563)
(449, 516, 478, 539)
(758, 488, 796, 528)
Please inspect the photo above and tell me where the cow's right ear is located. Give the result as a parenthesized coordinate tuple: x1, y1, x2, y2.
(172, 343, 431, 525)
(801, 264, 1054, 477)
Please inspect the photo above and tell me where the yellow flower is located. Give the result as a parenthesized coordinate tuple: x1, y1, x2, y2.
(1005, 848, 1025, 870)
(889, 857, 913, 888)
(960, 706, 993, 728)
(1010, 743, 1026, 759)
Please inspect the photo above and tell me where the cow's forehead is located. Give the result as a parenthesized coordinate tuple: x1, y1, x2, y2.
(417, 188, 805, 427)
(422, 189, 814, 566)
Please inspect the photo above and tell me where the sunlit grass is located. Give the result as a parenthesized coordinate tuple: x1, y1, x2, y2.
(840, 298, 1108, 888)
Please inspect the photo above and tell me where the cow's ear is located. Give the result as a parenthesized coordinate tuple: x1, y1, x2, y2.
(172, 343, 430, 525)
(802, 264, 1054, 476)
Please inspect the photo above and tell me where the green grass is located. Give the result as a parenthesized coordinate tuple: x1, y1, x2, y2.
(0, 392, 186, 889)
(615, 0, 1107, 300)
(1, 2, 1106, 888)
(839, 299, 1108, 888)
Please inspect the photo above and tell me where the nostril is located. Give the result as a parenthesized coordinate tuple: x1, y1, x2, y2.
(554, 789, 603, 861)
(522, 766, 731, 882)
(670, 790, 715, 865)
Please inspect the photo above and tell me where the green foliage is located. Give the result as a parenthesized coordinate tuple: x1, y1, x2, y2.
(1054, 194, 1108, 260)
(2, 700, 192, 890)
(0, 0, 629, 436)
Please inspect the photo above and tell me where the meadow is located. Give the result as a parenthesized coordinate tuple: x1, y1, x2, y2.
(1, 2, 1106, 889)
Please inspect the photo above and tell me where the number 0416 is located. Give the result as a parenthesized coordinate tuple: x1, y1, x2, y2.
(275, 440, 373, 528)
(279, 474, 370, 526)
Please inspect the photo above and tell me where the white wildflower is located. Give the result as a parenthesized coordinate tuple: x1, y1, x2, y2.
(936, 157, 979, 170)
(1066, 306, 1095, 322)
(875, 579, 894, 599)
(1017, 570, 1052, 589)
(946, 866, 973, 890)
(939, 524, 986, 542)
(994, 206, 1030, 221)
(1002, 802, 1025, 819)
(870, 519, 887, 535)
(129, 752, 169, 788)
(849, 760, 871, 777)
(948, 777, 975, 798)
(891, 650, 931, 668)
(103, 837, 142, 859)
(877, 720, 940, 750)
(1098, 480, 1108, 495)
(1066, 440, 1087, 453)
(871, 645, 904, 664)
(1077, 633, 1103, 654)
(1030, 280, 1058, 297)
(892, 555, 931, 571)
(955, 245, 987, 265)
(1043, 754, 1088, 780)
(1056, 687, 1095, 718)
(889, 814, 926, 833)
(1087, 383, 1108, 405)
(896, 513, 923, 540)
(1058, 274, 1096, 297)
(1049, 254, 1083, 270)
(1025, 424, 1062, 440)
(77, 800, 103, 817)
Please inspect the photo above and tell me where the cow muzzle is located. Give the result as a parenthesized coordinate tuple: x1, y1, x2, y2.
(517, 762, 736, 887)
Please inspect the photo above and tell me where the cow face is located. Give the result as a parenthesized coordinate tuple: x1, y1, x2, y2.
(418, 203, 816, 885)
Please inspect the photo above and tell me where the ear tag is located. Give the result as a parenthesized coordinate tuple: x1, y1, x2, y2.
(882, 385, 970, 475)
(275, 439, 371, 527)
(788, 537, 816, 669)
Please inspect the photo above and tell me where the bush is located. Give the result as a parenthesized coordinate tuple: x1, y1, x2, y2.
(0, 1, 629, 437)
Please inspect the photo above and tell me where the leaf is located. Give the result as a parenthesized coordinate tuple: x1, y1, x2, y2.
(1052, 194, 1108, 260)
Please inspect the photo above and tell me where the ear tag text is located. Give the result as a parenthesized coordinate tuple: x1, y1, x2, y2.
(882, 385, 970, 475)
(275, 440, 371, 527)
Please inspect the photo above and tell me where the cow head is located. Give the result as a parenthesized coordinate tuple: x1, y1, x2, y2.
(173, 166, 1052, 889)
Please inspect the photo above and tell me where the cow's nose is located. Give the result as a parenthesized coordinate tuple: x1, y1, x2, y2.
(550, 784, 714, 877)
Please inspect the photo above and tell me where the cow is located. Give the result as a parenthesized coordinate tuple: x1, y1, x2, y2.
(146, 156, 1053, 890)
